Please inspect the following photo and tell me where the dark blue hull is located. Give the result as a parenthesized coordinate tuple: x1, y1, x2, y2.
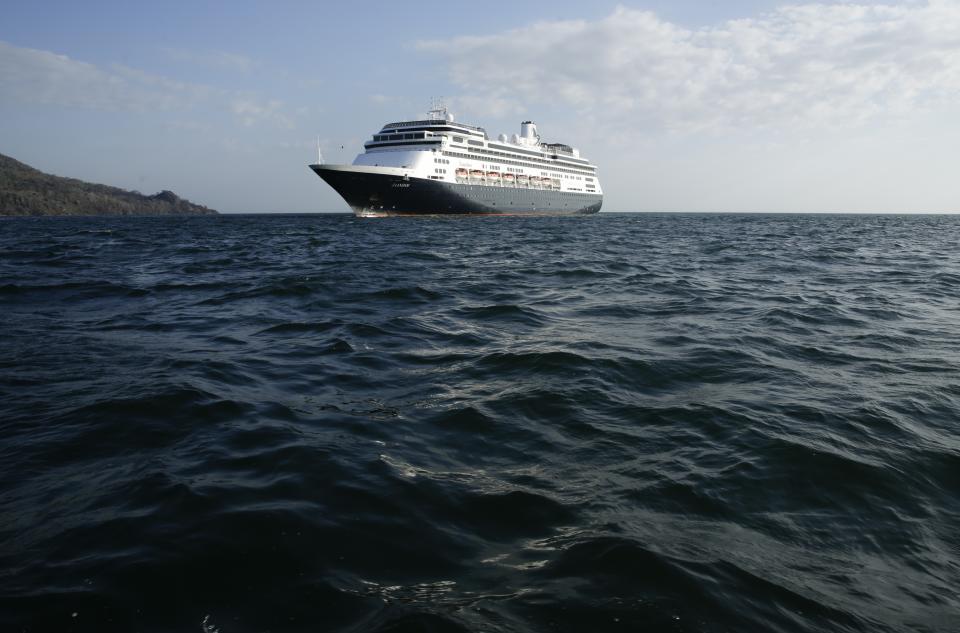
(312, 166, 602, 216)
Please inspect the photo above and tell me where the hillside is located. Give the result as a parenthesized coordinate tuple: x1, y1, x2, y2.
(0, 153, 218, 216)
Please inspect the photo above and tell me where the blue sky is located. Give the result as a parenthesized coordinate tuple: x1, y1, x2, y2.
(2, 1, 958, 213)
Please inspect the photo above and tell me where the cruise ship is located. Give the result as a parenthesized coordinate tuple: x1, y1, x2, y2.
(310, 104, 602, 216)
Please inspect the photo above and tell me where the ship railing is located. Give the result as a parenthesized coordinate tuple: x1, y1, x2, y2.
(383, 119, 487, 133)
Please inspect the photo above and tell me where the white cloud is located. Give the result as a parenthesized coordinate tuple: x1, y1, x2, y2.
(162, 47, 257, 72)
(419, 1, 960, 134)
(231, 97, 294, 128)
(0, 40, 213, 111)
(449, 94, 525, 118)
(0, 40, 297, 130)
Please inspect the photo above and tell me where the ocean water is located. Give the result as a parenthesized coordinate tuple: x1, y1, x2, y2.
(1, 213, 958, 633)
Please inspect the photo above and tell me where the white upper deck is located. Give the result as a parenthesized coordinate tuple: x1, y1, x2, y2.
(361, 106, 595, 170)
(349, 104, 601, 195)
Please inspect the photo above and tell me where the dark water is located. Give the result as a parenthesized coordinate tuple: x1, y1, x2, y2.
(1, 213, 958, 633)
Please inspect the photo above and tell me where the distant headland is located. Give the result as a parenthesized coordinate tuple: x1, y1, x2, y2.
(0, 153, 217, 216)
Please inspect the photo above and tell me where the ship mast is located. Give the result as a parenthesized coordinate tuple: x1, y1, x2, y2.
(427, 97, 453, 122)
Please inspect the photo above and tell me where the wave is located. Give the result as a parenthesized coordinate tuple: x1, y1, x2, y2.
(3, 213, 960, 632)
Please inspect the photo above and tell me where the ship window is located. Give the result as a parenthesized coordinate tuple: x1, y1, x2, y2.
(468, 139, 483, 146)
(453, 136, 463, 143)
(404, 134, 413, 140)
(415, 133, 425, 139)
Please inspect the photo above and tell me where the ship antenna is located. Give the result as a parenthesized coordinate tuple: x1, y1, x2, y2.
(317, 136, 324, 164)
(427, 96, 452, 122)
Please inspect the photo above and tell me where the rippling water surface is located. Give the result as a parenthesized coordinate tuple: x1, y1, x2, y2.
(1, 213, 958, 633)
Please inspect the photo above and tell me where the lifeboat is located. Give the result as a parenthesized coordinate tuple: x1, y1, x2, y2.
(529, 176, 541, 187)
(455, 168, 468, 179)
(516, 175, 529, 186)
(470, 169, 485, 180)
(487, 171, 501, 183)
(502, 173, 516, 186)
(552, 178, 561, 188)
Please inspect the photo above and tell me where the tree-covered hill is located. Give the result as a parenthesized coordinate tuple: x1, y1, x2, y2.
(0, 153, 218, 216)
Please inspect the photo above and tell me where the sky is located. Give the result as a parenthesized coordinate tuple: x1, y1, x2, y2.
(1, 0, 958, 213)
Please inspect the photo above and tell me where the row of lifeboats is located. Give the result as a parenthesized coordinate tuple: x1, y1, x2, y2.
(455, 168, 561, 189)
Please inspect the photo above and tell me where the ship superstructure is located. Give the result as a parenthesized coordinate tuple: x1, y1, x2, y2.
(310, 104, 602, 216)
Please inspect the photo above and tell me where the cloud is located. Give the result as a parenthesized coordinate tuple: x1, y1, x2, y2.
(0, 40, 215, 111)
(449, 94, 524, 118)
(162, 47, 258, 73)
(0, 40, 296, 129)
(231, 97, 294, 128)
(419, 1, 960, 134)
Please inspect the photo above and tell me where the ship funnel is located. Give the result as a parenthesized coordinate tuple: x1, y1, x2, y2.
(520, 120, 538, 140)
